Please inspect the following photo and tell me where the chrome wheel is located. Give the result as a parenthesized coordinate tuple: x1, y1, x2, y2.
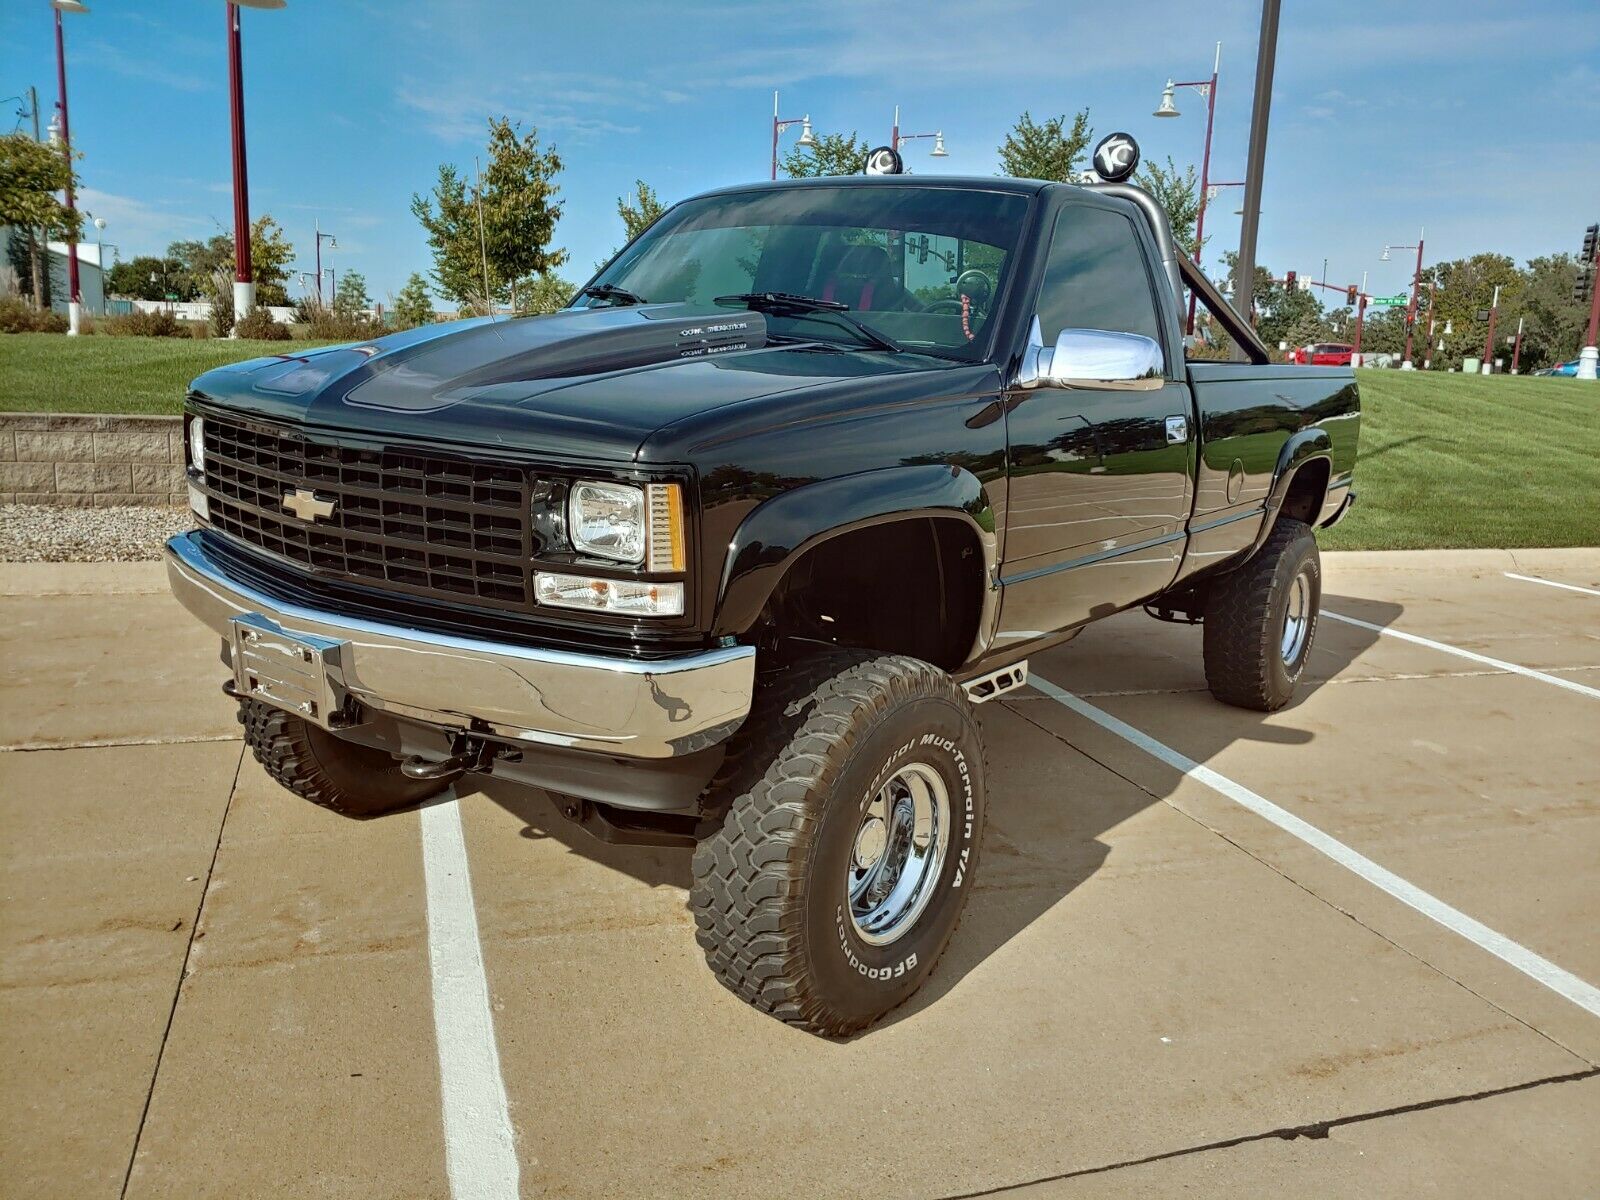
(846, 762, 950, 946)
(1280, 569, 1312, 665)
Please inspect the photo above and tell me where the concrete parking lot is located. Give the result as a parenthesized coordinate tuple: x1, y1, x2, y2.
(3, 547, 1597, 1198)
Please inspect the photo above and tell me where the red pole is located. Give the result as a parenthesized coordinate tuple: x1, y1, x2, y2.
(228, 4, 253, 299)
(1481, 284, 1500, 373)
(1586, 245, 1600, 349)
(54, 9, 81, 322)
(1402, 233, 1424, 366)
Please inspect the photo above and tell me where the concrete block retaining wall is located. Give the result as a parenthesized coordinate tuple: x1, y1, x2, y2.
(0, 413, 185, 507)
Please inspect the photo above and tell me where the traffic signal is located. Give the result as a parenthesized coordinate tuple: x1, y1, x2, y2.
(1285, 270, 1297, 290)
(1583, 223, 1598, 262)
(1346, 285, 1359, 306)
(1575, 263, 1595, 304)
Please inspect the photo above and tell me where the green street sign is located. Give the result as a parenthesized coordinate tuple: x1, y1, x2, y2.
(165, 293, 179, 301)
(1370, 294, 1409, 307)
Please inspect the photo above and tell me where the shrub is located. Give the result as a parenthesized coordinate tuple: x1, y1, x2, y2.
(208, 272, 235, 338)
(306, 309, 379, 341)
(235, 309, 290, 340)
(104, 308, 188, 338)
(0, 296, 69, 333)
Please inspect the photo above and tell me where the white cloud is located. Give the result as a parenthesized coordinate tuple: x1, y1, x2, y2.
(74, 187, 216, 257)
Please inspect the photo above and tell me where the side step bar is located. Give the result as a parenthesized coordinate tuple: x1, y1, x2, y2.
(961, 661, 1029, 705)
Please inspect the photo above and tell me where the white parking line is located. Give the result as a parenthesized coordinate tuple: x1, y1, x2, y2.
(420, 799, 521, 1199)
(1504, 572, 1600, 597)
(1322, 611, 1600, 701)
(1027, 673, 1600, 1020)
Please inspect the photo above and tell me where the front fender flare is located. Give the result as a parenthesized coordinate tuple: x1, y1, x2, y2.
(712, 465, 1000, 643)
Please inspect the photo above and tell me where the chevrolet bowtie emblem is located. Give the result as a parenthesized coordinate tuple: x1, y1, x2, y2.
(283, 487, 335, 523)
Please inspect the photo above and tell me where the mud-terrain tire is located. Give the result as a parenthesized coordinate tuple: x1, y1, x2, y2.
(1203, 517, 1322, 712)
(690, 652, 985, 1037)
(237, 699, 455, 817)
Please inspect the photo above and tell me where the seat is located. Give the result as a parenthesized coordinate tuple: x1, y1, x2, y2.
(820, 244, 910, 311)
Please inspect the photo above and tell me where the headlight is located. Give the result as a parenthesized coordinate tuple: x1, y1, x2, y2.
(567, 480, 686, 570)
(187, 415, 206, 471)
(569, 481, 645, 564)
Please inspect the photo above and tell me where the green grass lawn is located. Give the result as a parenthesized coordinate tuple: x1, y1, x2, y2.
(1320, 370, 1600, 550)
(0, 333, 334, 416)
(3, 335, 1595, 549)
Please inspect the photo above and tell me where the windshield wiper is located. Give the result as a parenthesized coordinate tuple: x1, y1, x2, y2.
(714, 292, 903, 354)
(581, 283, 647, 307)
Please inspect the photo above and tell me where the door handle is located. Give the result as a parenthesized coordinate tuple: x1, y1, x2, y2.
(1165, 415, 1189, 444)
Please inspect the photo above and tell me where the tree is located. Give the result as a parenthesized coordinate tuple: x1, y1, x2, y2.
(1219, 253, 1326, 352)
(248, 214, 294, 306)
(1, 132, 83, 309)
(412, 117, 567, 312)
(392, 272, 435, 329)
(107, 255, 188, 301)
(333, 270, 370, 316)
(164, 214, 292, 307)
(167, 233, 233, 298)
(1516, 254, 1589, 371)
(782, 131, 869, 178)
(515, 272, 574, 315)
(617, 180, 665, 242)
(1136, 156, 1204, 257)
(997, 109, 1092, 182)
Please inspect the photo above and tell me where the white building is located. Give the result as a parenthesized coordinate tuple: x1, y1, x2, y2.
(0, 227, 106, 314)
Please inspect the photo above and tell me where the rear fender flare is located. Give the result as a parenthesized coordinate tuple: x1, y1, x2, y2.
(712, 465, 1000, 654)
(1246, 429, 1332, 557)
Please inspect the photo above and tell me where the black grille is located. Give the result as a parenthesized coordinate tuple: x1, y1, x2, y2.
(200, 416, 533, 611)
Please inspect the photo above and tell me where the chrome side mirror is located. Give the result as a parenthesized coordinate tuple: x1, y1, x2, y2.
(1017, 318, 1164, 390)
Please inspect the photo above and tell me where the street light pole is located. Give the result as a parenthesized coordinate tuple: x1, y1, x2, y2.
(314, 219, 337, 308)
(92, 215, 106, 313)
(1156, 42, 1222, 334)
(1481, 283, 1501, 374)
(224, 1, 284, 329)
(1233, 0, 1280, 356)
(1404, 232, 1424, 367)
(1511, 317, 1524, 374)
(769, 90, 815, 181)
(227, 3, 254, 327)
(51, 0, 86, 335)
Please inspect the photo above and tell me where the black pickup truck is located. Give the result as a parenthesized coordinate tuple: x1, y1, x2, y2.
(167, 171, 1358, 1035)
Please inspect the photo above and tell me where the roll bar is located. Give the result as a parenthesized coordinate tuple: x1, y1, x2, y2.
(1086, 182, 1271, 366)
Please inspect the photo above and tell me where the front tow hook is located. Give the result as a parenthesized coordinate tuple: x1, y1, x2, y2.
(401, 738, 497, 780)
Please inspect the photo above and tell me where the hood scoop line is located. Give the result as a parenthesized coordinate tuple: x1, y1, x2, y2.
(342, 304, 768, 414)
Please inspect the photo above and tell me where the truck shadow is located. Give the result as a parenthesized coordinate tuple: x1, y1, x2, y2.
(468, 592, 1399, 1038)
(878, 591, 1400, 1029)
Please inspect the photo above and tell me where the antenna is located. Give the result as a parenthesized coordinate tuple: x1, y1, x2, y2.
(475, 155, 493, 318)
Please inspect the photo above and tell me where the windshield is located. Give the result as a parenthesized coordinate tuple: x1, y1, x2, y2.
(575, 185, 1030, 359)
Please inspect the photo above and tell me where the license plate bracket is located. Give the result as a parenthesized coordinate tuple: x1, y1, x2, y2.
(229, 612, 349, 728)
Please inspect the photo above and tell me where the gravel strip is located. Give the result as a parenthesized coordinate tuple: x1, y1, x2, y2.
(1, 504, 194, 562)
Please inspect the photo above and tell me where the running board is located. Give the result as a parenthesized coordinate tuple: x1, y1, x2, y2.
(961, 661, 1029, 705)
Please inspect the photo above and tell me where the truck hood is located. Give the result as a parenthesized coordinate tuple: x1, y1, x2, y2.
(188, 305, 944, 462)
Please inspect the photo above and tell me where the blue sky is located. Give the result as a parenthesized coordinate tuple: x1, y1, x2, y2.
(5, 0, 1597, 307)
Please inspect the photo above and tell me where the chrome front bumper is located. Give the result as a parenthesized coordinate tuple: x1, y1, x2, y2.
(164, 532, 755, 759)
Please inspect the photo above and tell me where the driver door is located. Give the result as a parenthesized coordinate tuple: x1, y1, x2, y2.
(996, 201, 1195, 639)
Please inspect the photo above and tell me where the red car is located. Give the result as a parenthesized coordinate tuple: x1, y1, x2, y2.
(1291, 342, 1355, 366)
